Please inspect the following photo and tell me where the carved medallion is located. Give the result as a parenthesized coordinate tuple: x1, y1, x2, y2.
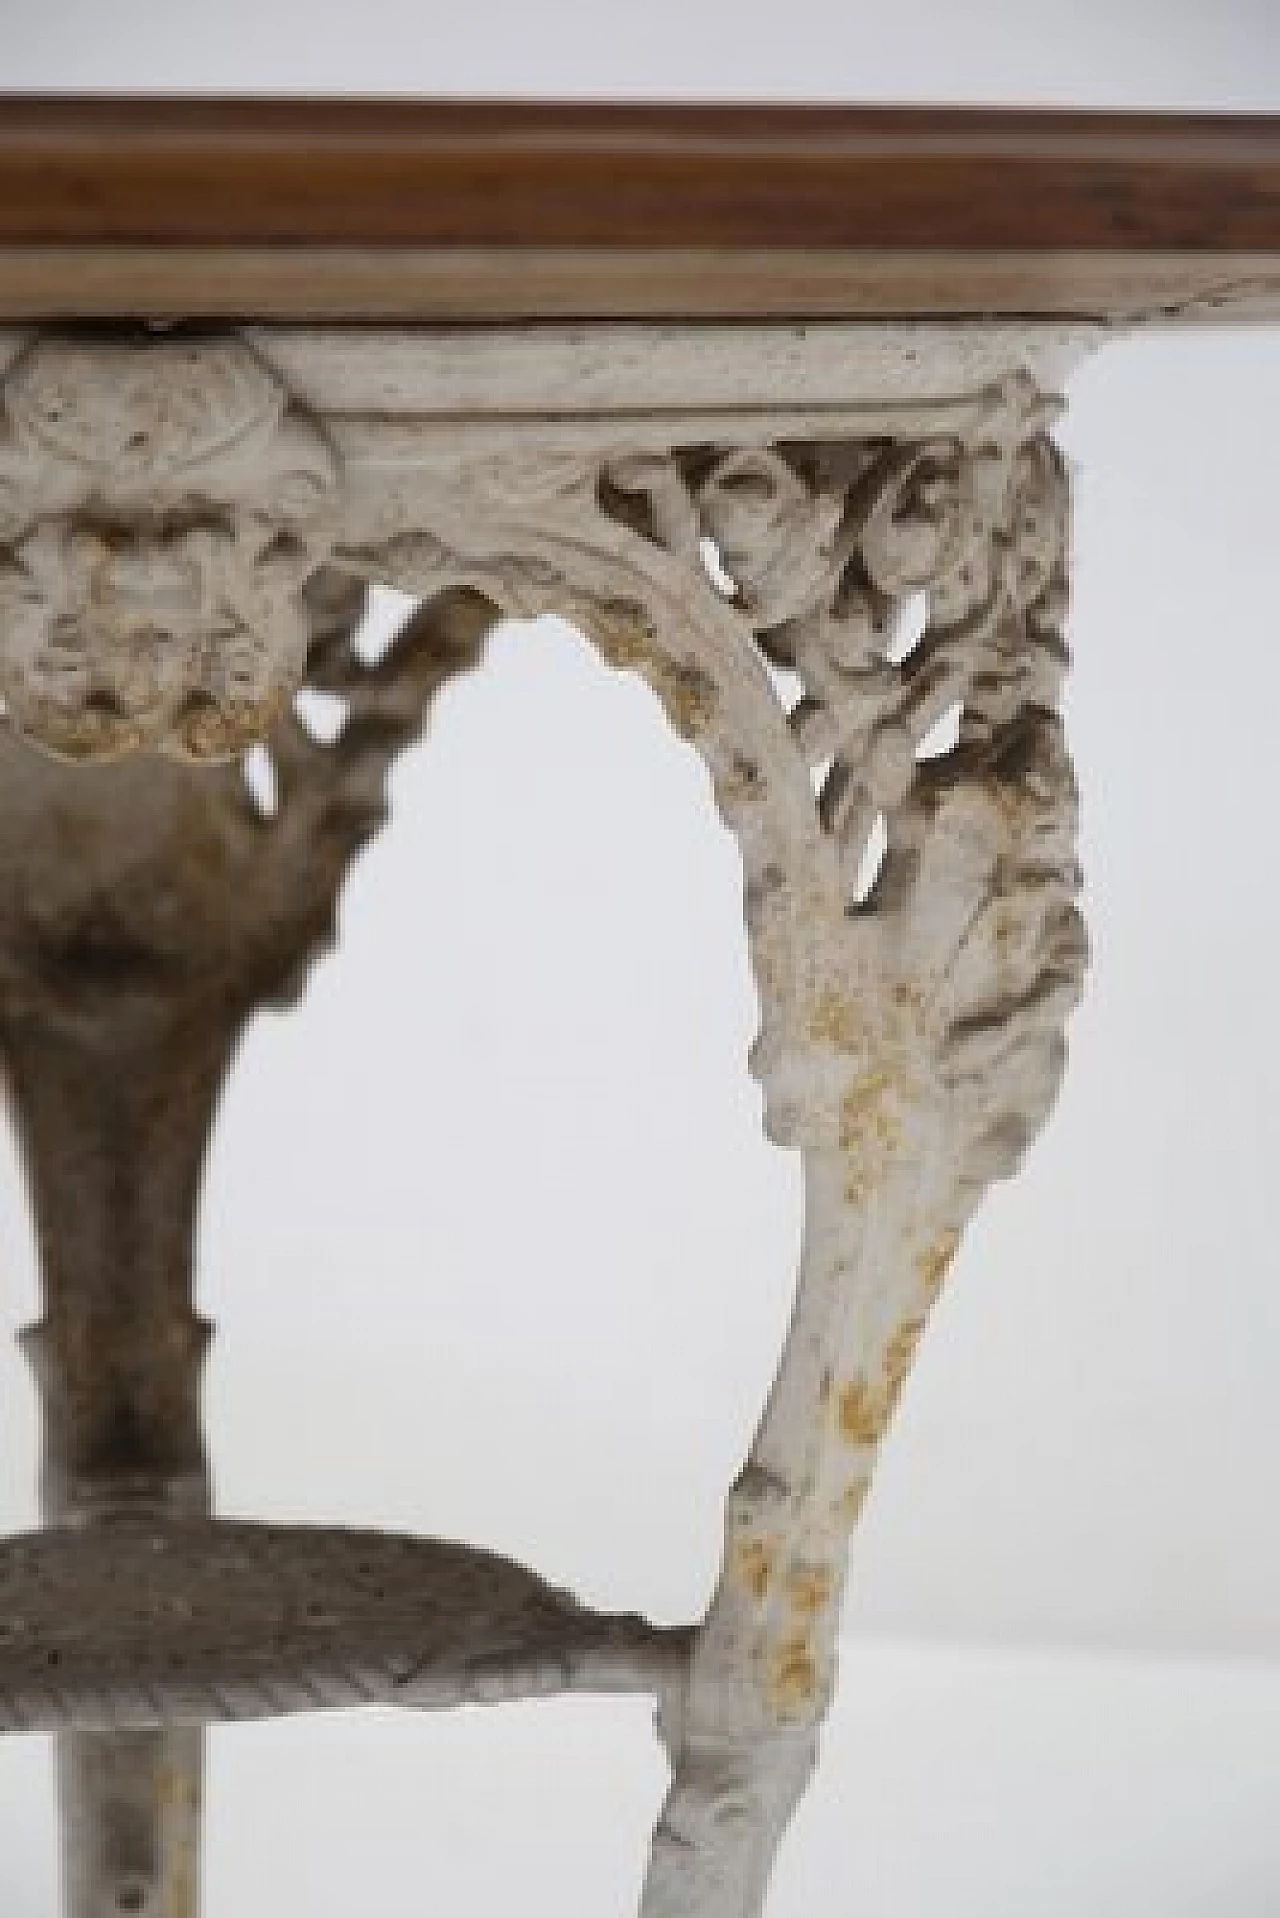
(0, 337, 342, 760)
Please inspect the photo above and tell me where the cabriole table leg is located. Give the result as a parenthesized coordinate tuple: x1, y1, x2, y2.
(0, 321, 1093, 1917)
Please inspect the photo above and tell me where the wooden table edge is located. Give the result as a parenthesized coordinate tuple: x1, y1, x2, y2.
(3, 246, 1280, 324)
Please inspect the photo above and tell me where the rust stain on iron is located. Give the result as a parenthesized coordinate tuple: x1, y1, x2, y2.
(843, 1169, 872, 1207)
(883, 1313, 928, 1397)
(786, 1562, 835, 1619)
(837, 1376, 892, 1448)
(917, 1227, 961, 1297)
(721, 751, 766, 803)
(652, 657, 718, 737)
(734, 1535, 779, 1601)
(768, 1633, 820, 1715)
(809, 987, 866, 1054)
(839, 1069, 899, 1156)
(588, 608, 719, 736)
(581, 600, 656, 666)
(834, 1478, 870, 1525)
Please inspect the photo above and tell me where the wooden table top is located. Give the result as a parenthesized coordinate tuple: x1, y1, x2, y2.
(2, 99, 1279, 322)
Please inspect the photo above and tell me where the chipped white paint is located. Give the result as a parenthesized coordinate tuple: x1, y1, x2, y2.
(0, 322, 1092, 1918)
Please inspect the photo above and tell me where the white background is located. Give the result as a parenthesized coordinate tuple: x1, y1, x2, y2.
(2, 3, 1280, 1912)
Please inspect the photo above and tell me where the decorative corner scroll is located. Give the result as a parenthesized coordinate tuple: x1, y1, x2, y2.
(0, 336, 341, 761)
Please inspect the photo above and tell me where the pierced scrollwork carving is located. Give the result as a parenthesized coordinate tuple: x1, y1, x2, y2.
(328, 362, 1085, 1918)
(0, 336, 342, 761)
(0, 326, 1090, 1918)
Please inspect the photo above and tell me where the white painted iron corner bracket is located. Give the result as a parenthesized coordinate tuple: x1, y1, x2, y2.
(0, 316, 1100, 1918)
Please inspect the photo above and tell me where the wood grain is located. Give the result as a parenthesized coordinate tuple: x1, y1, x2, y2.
(4, 100, 1280, 249)
(1, 101, 1279, 319)
(3, 247, 1279, 322)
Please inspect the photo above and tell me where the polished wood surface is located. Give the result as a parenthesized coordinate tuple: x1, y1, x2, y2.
(4, 100, 1280, 248)
(2, 100, 1279, 319)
